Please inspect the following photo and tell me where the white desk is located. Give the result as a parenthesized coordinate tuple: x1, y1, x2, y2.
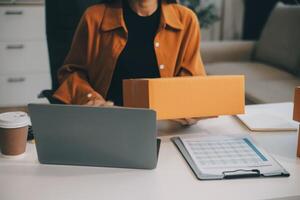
(0, 103, 300, 200)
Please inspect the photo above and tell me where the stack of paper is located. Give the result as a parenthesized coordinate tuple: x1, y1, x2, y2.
(237, 103, 298, 132)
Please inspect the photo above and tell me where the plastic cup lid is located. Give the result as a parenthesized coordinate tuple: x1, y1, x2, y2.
(0, 112, 30, 129)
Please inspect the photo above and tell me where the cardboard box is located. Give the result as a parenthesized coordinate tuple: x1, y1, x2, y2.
(123, 76, 245, 120)
(293, 87, 300, 157)
(298, 127, 300, 157)
(293, 87, 300, 122)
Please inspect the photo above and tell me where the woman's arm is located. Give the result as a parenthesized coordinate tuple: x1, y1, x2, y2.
(53, 8, 105, 105)
(178, 10, 206, 77)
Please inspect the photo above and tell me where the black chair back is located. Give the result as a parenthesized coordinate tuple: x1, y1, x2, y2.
(46, 0, 103, 90)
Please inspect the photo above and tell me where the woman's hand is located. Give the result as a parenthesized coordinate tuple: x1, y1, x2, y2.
(85, 99, 114, 107)
(173, 116, 217, 126)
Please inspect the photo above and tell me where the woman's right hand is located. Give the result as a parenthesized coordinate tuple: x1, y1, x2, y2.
(85, 99, 114, 107)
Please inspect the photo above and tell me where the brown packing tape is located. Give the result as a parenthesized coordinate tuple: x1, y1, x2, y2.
(293, 87, 300, 122)
(123, 76, 245, 120)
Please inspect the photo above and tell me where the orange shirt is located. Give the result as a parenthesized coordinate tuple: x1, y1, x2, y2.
(53, 1, 206, 104)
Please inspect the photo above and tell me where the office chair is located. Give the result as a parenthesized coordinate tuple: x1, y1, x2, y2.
(41, 0, 102, 103)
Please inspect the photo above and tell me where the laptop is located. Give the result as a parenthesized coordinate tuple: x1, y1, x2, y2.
(28, 104, 160, 169)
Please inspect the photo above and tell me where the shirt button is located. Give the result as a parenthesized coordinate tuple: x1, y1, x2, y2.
(155, 42, 160, 48)
(159, 64, 165, 70)
(87, 93, 93, 98)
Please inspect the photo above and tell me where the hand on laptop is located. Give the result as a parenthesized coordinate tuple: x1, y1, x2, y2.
(173, 116, 217, 126)
(85, 99, 114, 107)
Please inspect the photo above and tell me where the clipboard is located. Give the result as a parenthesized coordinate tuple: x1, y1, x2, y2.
(172, 136, 290, 180)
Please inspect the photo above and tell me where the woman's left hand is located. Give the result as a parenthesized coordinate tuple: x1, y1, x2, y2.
(173, 116, 217, 126)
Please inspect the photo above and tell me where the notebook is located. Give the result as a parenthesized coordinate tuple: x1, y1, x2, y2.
(236, 103, 298, 132)
(172, 135, 289, 180)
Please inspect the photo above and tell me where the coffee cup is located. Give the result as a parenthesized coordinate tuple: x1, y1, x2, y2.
(0, 112, 30, 157)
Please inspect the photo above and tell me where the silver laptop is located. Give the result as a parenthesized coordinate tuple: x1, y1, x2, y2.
(28, 104, 160, 169)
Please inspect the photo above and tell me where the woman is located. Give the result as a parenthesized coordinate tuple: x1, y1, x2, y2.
(53, 0, 207, 125)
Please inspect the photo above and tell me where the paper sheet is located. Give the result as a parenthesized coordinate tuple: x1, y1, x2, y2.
(181, 137, 273, 171)
(237, 113, 297, 131)
(236, 103, 298, 131)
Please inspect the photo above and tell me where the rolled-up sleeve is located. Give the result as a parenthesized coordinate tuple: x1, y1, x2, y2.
(53, 10, 104, 104)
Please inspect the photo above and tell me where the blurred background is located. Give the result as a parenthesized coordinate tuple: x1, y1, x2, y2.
(186, 0, 298, 41)
(0, 0, 299, 112)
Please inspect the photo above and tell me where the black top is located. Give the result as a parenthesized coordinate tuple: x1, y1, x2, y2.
(106, 0, 161, 106)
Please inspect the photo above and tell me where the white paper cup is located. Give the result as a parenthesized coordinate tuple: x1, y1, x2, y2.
(0, 112, 30, 156)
